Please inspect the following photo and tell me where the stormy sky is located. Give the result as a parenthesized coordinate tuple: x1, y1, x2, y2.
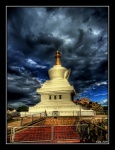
(7, 6, 108, 108)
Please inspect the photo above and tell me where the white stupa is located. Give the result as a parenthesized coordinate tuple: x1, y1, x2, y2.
(24, 50, 95, 117)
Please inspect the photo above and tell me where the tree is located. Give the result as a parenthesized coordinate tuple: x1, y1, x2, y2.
(16, 105, 29, 112)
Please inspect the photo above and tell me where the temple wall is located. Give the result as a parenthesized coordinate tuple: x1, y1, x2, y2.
(20, 110, 95, 117)
(62, 94, 71, 100)
(41, 93, 71, 101)
(41, 95, 48, 100)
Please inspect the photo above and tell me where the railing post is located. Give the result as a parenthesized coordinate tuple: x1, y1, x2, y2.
(20, 117, 23, 126)
(11, 127, 15, 143)
(80, 107, 81, 116)
(51, 125, 54, 142)
(87, 125, 90, 137)
(32, 115, 33, 122)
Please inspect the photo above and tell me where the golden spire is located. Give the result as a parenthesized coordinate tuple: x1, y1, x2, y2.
(55, 50, 61, 65)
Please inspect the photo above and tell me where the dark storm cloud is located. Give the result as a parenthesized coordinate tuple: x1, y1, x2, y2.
(7, 73, 41, 107)
(25, 32, 63, 49)
(24, 32, 64, 60)
(7, 6, 108, 106)
(8, 74, 40, 93)
(8, 91, 26, 100)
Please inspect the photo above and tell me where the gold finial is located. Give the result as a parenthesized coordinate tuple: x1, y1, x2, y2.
(55, 50, 61, 65)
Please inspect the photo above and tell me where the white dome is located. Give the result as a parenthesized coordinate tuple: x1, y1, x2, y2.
(48, 65, 68, 80)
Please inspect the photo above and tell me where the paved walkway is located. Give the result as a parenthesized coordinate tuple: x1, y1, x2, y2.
(8, 120, 21, 127)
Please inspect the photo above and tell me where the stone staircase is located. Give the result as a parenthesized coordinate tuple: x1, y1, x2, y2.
(43, 116, 77, 125)
(8, 116, 81, 143)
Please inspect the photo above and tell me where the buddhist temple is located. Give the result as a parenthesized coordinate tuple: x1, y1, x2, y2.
(21, 50, 95, 117)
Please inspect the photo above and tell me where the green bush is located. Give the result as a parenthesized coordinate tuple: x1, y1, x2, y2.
(16, 105, 29, 112)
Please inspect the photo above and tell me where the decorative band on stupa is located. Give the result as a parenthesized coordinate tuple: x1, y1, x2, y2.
(55, 50, 61, 65)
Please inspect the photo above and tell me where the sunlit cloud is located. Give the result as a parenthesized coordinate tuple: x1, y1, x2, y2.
(95, 81, 108, 86)
(93, 29, 101, 35)
(94, 93, 107, 97)
(98, 99, 108, 106)
(26, 58, 37, 65)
